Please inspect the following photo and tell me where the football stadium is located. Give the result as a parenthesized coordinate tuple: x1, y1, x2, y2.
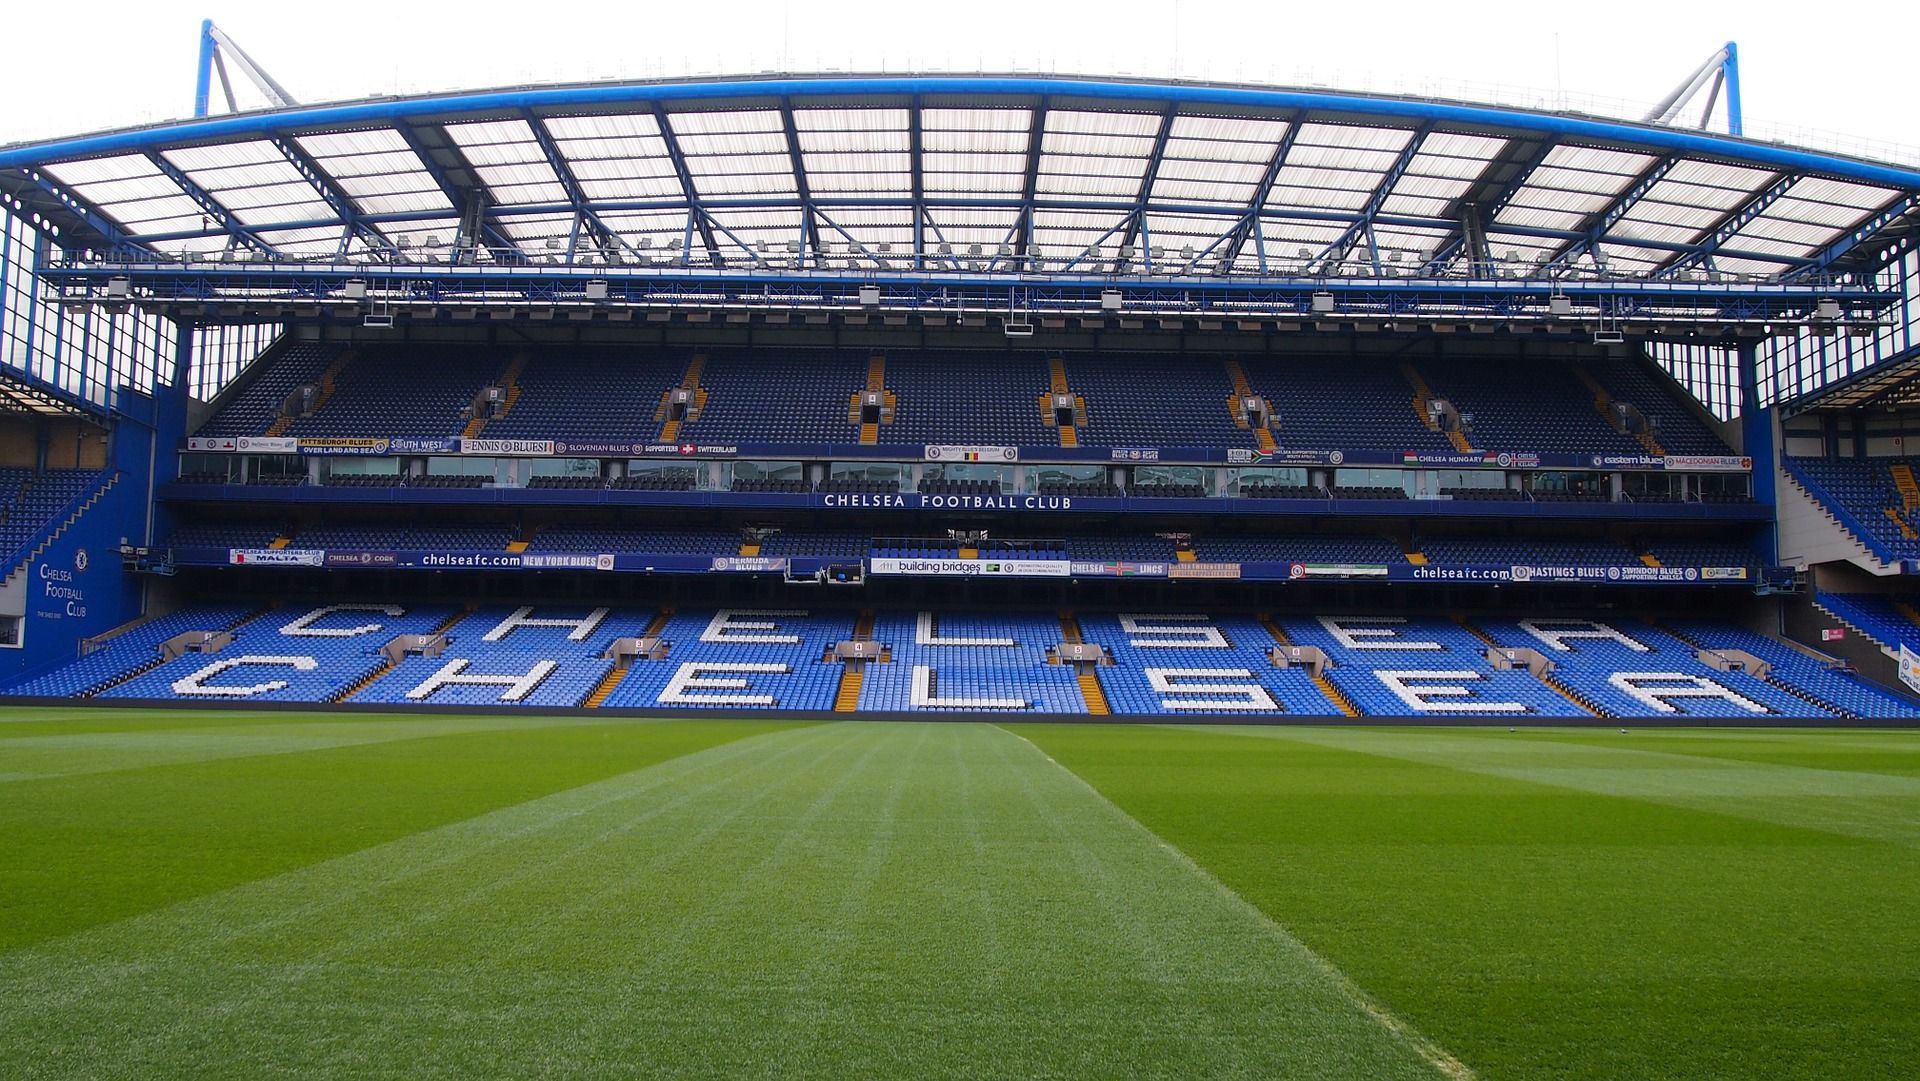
(2, 14, 1918, 1079)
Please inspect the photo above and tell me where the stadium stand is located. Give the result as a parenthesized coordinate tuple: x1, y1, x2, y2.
(19, 601, 1903, 719)
(194, 343, 343, 438)
(601, 609, 852, 711)
(1077, 613, 1329, 713)
(355, 605, 658, 708)
(1066, 355, 1250, 448)
(1247, 357, 1451, 452)
(0, 468, 108, 567)
(860, 610, 1084, 712)
(93, 603, 460, 703)
(1420, 538, 1642, 566)
(1663, 619, 1918, 719)
(1472, 617, 1825, 718)
(1196, 535, 1404, 563)
(1815, 593, 1920, 652)
(476, 349, 681, 440)
(280, 347, 502, 437)
(288, 525, 515, 550)
(1279, 615, 1592, 717)
(6, 603, 264, 698)
(186, 343, 1743, 458)
(1785, 456, 1920, 559)
(879, 353, 1054, 446)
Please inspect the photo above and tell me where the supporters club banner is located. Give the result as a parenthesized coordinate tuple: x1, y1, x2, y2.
(228, 548, 324, 566)
(869, 557, 1071, 578)
(1068, 561, 1170, 578)
(924, 444, 1018, 462)
(710, 556, 790, 572)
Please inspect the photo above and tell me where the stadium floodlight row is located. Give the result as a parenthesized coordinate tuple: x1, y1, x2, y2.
(7, 602, 1912, 721)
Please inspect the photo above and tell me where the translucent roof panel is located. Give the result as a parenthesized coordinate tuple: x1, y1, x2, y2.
(1265, 122, 1417, 214)
(797, 109, 911, 196)
(1372, 131, 1505, 227)
(666, 109, 798, 199)
(541, 113, 680, 204)
(1493, 143, 1658, 232)
(922, 107, 1031, 195)
(161, 140, 337, 228)
(292, 129, 454, 218)
(1718, 176, 1901, 260)
(1035, 109, 1160, 199)
(41, 154, 208, 236)
(443, 119, 570, 206)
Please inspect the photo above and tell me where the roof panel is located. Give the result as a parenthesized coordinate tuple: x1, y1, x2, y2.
(1044, 109, 1161, 137)
(1149, 179, 1257, 204)
(923, 129, 1027, 154)
(551, 135, 671, 161)
(542, 113, 662, 139)
(1167, 115, 1288, 143)
(1295, 122, 1414, 151)
(792, 107, 908, 131)
(576, 177, 683, 201)
(1265, 182, 1372, 211)
(1378, 193, 1455, 218)
(667, 109, 785, 135)
(41, 153, 164, 184)
(921, 107, 1032, 132)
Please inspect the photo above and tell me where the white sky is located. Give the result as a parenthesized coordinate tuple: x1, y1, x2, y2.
(1, 0, 1913, 164)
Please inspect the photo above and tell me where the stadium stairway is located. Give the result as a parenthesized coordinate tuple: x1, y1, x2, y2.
(1056, 611, 1110, 715)
(584, 609, 672, 708)
(656, 354, 709, 443)
(1042, 357, 1085, 448)
(1400, 363, 1474, 454)
(1574, 367, 1666, 456)
(266, 348, 354, 437)
(3, 470, 118, 578)
(1223, 360, 1277, 453)
(848, 354, 893, 445)
(337, 607, 472, 703)
(461, 351, 529, 439)
(831, 610, 881, 713)
(1456, 617, 1607, 717)
(1259, 615, 1357, 716)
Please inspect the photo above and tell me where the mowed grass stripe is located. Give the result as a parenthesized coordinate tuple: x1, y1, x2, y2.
(0, 722, 1450, 1081)
(1020, 724, 1920, 1081)
(0, 714, 797, 950)
(0, 714, 619, 782)
(1196, 725, 1920, 848)
(1511, 726, 1920, 779)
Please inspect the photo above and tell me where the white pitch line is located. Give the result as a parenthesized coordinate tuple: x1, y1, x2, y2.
(999, 726, 1478, 1081)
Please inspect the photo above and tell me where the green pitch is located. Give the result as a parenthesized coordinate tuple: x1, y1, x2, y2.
(2, 709, 1916, 1080)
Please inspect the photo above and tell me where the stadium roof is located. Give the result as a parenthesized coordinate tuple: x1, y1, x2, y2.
(4, 75, 1918, 284)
